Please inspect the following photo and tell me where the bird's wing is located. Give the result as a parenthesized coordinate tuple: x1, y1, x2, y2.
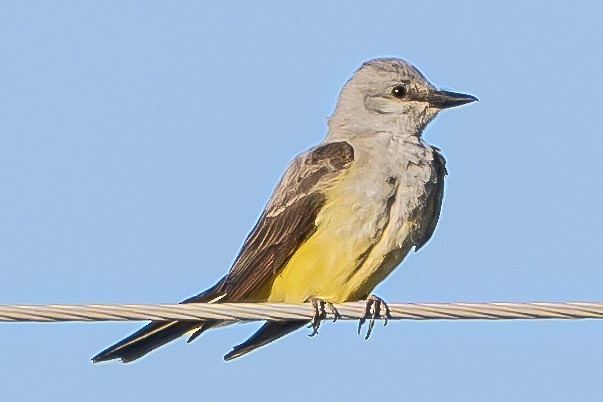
(92, 142, 354, 363)
(414, 147, 447, 251)
(202, 141, 354, 302)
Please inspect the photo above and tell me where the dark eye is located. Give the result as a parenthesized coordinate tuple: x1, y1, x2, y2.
(391, 85, 407, 98)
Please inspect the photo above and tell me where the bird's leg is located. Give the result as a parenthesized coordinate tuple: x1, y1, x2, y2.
(327, 302, 342, 322)
(308, 298, 327, 337)
(358, 295, 392, 340)
(307, 298, 341, 336)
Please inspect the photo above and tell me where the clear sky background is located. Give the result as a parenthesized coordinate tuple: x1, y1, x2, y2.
(1, 2, 602, 401)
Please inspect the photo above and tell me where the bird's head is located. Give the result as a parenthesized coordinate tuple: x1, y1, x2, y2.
(328, 58, 477, 138)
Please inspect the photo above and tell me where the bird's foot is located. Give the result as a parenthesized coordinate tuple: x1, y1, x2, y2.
(327, 302, 342, 323)
(358, 295, 391, 340)
(307, 298, 341, 337)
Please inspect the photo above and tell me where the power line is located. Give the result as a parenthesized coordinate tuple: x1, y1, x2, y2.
(1, 301, 602, 322)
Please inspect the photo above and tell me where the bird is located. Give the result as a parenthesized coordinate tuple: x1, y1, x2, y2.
(92, 57, 477, 363)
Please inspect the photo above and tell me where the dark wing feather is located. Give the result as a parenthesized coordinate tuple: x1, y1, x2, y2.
(218, 194, 323, 301)
(216, 141, 355, 302)
(415, 147, 447, 251)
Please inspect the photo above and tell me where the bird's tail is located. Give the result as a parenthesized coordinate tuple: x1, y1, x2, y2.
(223, 321, 306, 361)
(92, 279, 226, 364)
(92, 276, 310, 362)
(92, 320, 216, 363)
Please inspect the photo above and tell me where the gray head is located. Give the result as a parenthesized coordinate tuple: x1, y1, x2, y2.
(328, 58, 477, 138)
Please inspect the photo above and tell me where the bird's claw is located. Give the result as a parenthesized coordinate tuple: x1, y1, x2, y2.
(307, 298, 340, 337)
(328, 302, 342, 322)
(358, 295, 391, 340)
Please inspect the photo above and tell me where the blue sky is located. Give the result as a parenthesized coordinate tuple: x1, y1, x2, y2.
(1, 2, 602, 401)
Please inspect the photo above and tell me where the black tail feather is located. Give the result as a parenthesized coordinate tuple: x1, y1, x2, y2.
(92, 277, 228, 363)
(92, 321, 208, 363)
(223, 320, 306, 361)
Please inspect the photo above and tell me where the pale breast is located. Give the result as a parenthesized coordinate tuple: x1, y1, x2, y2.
(340, 133, 445, 300)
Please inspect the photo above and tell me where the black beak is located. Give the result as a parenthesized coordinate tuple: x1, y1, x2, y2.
(425, 89, 478, 109)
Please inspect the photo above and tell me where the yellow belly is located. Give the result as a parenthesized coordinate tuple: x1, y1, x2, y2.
(266, 196, 379, 304)
(267, 230, 345, 303)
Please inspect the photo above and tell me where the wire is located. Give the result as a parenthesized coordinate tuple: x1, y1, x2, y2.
(1, 301, 602, 322)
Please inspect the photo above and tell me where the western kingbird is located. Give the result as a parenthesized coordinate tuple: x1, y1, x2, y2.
(92, 58, 476, 363)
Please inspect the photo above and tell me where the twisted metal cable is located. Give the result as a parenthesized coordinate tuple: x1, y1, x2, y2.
(1, 301, 603, 322)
